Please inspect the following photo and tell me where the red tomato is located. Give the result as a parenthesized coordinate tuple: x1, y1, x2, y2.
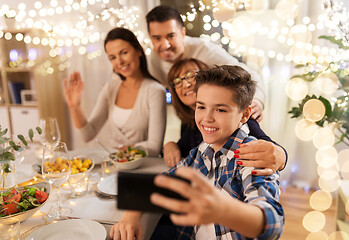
(35, 191, 48, 203)
(5, 193, 21, 204)
(2, 203, 19, 215)
(10, 189, 17, 195)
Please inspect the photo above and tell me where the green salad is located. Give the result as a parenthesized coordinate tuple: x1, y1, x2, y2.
(0, 186, 48, 217)
(111, 147, 146, 162)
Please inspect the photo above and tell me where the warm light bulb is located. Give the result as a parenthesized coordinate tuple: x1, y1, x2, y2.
(315, 72, 339, 95)
(275, 0, 299, 20)
(245, 0, 268, 15)
(318, 174, 340, 192)
(295, 119, 318, 141)
(312, 127, 335, 149)
(309, 190, 332, 211)
(316, 146, 338, 168)
(302, 211, 325, 232)
(286, 77, 308, 101)
(303, 99, 326, 122)
(212, 2, 236, 23)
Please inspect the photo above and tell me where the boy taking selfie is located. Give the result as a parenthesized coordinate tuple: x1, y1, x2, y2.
(110, 65, 284, 240)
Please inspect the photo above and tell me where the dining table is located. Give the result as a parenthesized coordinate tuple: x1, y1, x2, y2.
(15, 146, 170, 240)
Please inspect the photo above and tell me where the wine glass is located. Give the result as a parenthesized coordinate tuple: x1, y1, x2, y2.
(39, 117, 61, 148)
(42, 142, 72, 220)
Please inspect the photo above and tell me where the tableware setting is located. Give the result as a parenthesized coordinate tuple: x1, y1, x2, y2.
(97, 175, 117, 197)
(109, 147, 147, 170)
(0, 181, 51, 224)
(41, 142, 71, 220)
(24, 219, 107, 240)
(68, 157, 95, 198)
(0, 218, 20, 240)
(39, 117, 61, 149)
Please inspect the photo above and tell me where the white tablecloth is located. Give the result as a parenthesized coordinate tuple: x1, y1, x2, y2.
(17, 148, 169, 240)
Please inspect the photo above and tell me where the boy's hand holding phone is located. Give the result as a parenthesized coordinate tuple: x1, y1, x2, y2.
(150, 167, 228, 226)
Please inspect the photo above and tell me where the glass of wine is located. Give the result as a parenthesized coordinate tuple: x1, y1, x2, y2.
(42, 142, 72, 220)
(39, 117, 61, 148)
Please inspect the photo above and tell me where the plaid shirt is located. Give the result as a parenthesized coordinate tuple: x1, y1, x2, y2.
(166, 126, 284, 240)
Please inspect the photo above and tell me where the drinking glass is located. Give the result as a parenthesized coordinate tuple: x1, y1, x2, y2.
(39, 117, 61, 148)
(42, 142, 71, 220)
(0, 220, 20, 240)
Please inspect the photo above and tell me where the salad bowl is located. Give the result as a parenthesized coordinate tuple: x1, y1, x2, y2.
(110, 148, 146, 170)
(0, 181, 51, 224)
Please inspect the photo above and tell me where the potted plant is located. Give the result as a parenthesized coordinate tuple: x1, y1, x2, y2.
(0, 125, 42, 189)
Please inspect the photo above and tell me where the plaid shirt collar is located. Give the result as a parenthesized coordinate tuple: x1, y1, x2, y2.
(199, 124, 248, 173)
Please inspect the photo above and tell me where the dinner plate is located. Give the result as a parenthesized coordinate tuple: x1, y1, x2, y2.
(25, 219, 106, 240)
(97, 175, 117, 196)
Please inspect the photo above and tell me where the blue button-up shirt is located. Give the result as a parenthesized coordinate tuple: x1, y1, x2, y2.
(166, 127, 284, 240)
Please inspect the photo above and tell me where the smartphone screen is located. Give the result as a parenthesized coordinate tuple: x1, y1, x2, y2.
(117, 171, 189, 213)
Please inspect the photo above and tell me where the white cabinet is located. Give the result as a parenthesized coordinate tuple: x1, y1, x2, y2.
(0, 29, 69, 145)
(0, 106, 10, 130)
(10, 107, 39, 141)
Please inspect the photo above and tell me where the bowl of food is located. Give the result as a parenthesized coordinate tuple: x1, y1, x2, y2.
(0, 181, 50, 224)
(68, 157, 95, 184)
(33, 157, 94, 182)
(109, 147, 146, 170)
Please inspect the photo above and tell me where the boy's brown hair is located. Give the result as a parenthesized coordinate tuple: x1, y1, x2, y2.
(195, 65, 256, 111)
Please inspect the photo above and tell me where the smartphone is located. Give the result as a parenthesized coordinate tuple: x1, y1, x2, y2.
(117, 171, 190, 213)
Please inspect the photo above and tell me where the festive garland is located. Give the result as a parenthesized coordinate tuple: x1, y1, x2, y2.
(288, 0, 349, 146)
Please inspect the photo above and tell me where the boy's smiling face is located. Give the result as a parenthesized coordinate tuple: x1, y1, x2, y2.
(195, 84, 251, 152)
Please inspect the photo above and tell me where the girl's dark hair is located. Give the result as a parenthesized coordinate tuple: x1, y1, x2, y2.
(104, 27, 156, 81)
(195, 65, 256, 111)
(167, 58, 208, 127)
(146, 6, 184, 31)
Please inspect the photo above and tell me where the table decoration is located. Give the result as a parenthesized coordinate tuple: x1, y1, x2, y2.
(0, 125, 42, 190)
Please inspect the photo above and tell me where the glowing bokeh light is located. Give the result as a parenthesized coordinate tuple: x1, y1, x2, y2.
(318, 175, 340, 192)
(290, 24, 312, 42)
(275, 0, 299, 20)
(224, 16, 254, 40)
(306, 231, 328, 240)
(317, 164, 339, 178)
(295, 119, 318, 141)
(316, 146, 338, 168)
(290, 43, 313, 64)
(9, 49, 19, 61)
(303, 99, 326, 122)
(28, 48, 37, 60)
(312, 127, 335, 149)
(316, 72, 339, 95)
(309, 190, 332, 212)
(302, 211, 326, 232)
(285, 77, 308, 101)
(212, 2, 236, 23)
(245, 0, 269, 15)
(328, 231, 349, 240)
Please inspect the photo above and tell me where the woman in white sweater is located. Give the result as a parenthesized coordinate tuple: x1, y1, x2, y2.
(64, 28, 166, 157)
